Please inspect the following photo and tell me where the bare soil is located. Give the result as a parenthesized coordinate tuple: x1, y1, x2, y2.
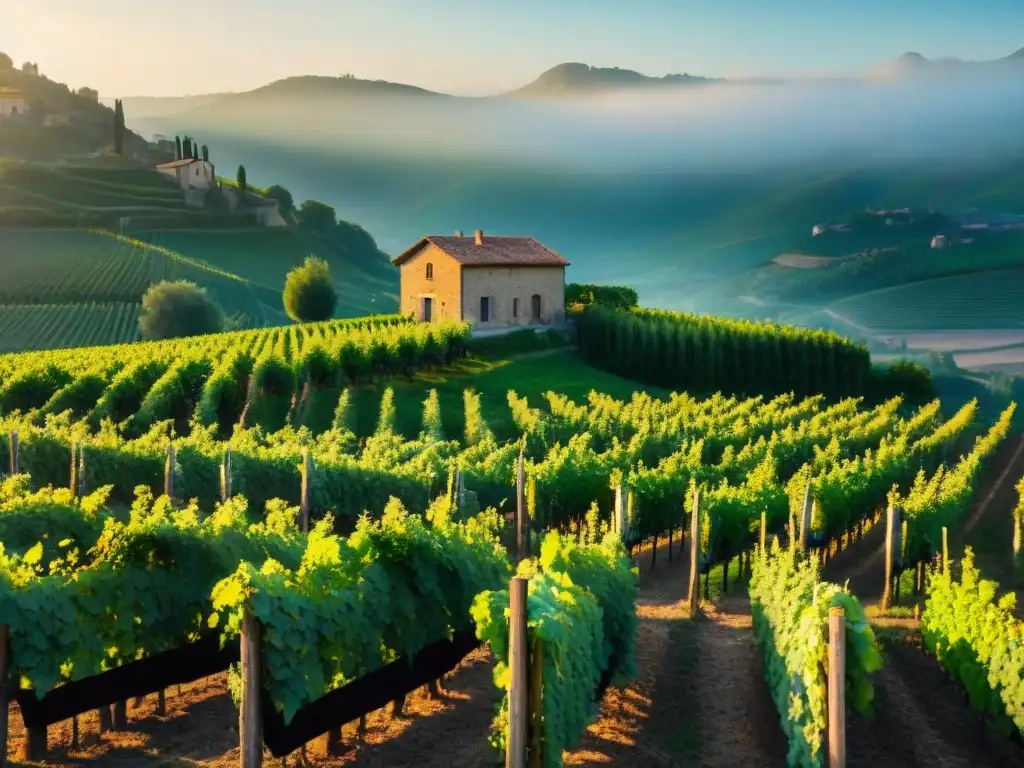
(827, 433, 1024, 768)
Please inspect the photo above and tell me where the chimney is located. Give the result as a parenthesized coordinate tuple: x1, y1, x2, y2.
(455, 230, 463, 237)
(474, 229, 484, 246)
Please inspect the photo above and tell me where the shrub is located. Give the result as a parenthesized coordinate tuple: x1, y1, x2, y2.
(283, 256, 337, 323)
(138, 281, 224, 341)
(265, 185, 294, 214)
(566, 283, 639, 311)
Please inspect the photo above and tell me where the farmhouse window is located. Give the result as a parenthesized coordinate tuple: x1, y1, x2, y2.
(426, 263, 434, 280)
(480, 297, 492, 322)
(513, 297, 520, 318)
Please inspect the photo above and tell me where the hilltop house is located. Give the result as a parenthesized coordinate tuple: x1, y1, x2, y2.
(0, 88, 27, 118)
(392, 230, 570, 328)
(155, 158, 215, 191)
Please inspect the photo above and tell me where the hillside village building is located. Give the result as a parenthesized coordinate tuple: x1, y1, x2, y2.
(155, 158, 216, 191)
(392, 230, 570, 329)
(0, 88, 27, 117)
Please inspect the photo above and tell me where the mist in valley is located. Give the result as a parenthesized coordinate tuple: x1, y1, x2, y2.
(136, 71, 1024, 310)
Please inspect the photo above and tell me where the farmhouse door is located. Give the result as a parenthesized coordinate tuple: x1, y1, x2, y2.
(531, 293, 541, 322)
(423, 297, 433, 322)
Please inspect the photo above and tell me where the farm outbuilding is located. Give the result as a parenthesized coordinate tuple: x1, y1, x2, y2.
(392, 229, 570, 329)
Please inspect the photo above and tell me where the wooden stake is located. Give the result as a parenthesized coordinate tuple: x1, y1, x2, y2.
(614, 485, 627, 541)
(760, 511, 767, 554)
(799, 481, 813, 553)
(112, 700, 127, 730)
(300, 447, 311, 534)
(21, 726, 46, 762)
(722, 556, 730, 594)
(77, 445, 86, 498)
(828, 607, 846, 768)
(881, 506, 900, 612)
(942, 526, 949, 575)
(528, 634, 543, 768)
(70, 441, 79, 497)
(668, 527, 673, 563)
(687, 488, 701, 617)
(98, 705, 112, 732)
(222, 448, 233, 502)
(8, 430, 18, 476)
(164, 442, 176, 501)
(515, 448, 526, 561)
(0, 624, 9, 768)
(240, 610, 263, 768)
(71, 715, 79, 749)
(507, 577, 529, 768)
(157, 688, 166, 715)
(324, 727, 343, 753)
(651, 533, 658, 569)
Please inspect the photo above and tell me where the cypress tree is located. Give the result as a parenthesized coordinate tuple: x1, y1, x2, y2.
(237, 165, 247, 194)
(113, 99, 124, 155)
(174, 135, 182, 160)
(201, 144, 209, 163)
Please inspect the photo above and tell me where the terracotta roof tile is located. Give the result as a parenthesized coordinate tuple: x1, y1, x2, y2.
(393, 234, 570, 267)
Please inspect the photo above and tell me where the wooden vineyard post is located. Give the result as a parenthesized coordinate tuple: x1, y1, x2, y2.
(516, 447, 526, 561)
(799, 481, 812, 553)
(70, 441, 79, 497)
(98, 704, 112, 732)
(942, 526, 949, 575)
(1011, 514, 1019, 569)
(760, 511, 767, 553)
(164, 442, 176, 502)
(240, 609, 263, 768)
(614, 485, 626, 539)
(77, 444, 86, 498)
(112, 700, 127, 731)
(687, 488, 702, 618)
(458, 470, 466, 514)
(221, 448, 233, 502)
(828, 606, 846, 768)
(8, 430, 17, 476)
(881, 506, 901, 612)
(0, 623, 8, 768)
(528, 633, 544, 768)
(300, 447, 311, 534)
(507, 577, 529, 768)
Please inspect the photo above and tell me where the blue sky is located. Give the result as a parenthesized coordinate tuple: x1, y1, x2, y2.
(6, 0, 1023, 97)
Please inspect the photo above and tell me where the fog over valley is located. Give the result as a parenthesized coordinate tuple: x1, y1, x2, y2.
(134, 70, 1024, 309)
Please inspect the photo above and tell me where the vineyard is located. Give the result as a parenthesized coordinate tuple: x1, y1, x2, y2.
(0, 303, 140, 353)
(825, 268, 1024, 332)
(0, 310, 1022, 766)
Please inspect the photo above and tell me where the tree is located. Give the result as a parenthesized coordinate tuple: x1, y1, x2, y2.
(265, 185, 294, 214)
(236, 165, 247, 194)
(0, 53, 12, 71)
(296, 199, 337, 232)
(76, 87, 99, 101)
(182, 136, 193, 159)
(201, 144, 209, 163)
(175, 136, 182, 160)
(283, 256, 337, 323)
(138, 281, 224, 340)
(191, 142, 199, 160)
(113, 99, 124, 155)
(21, 62, 39, 75)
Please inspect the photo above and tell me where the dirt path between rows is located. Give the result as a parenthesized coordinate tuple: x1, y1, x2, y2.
(827, 433, 1024, 768)
(7, 540, 781, 768)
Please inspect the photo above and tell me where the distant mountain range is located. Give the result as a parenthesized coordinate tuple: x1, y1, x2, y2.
(118, 46, 1024, 121)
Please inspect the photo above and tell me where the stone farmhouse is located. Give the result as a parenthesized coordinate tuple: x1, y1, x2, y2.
(0, 87, 27, 118)
(155, 158, 216, 191)
(392, 230, 570, 329)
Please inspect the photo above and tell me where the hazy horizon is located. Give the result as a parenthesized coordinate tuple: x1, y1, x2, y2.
(7, 0, 1024, 98)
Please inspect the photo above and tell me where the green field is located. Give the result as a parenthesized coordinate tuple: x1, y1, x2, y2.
(0, 302, 140, 353)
